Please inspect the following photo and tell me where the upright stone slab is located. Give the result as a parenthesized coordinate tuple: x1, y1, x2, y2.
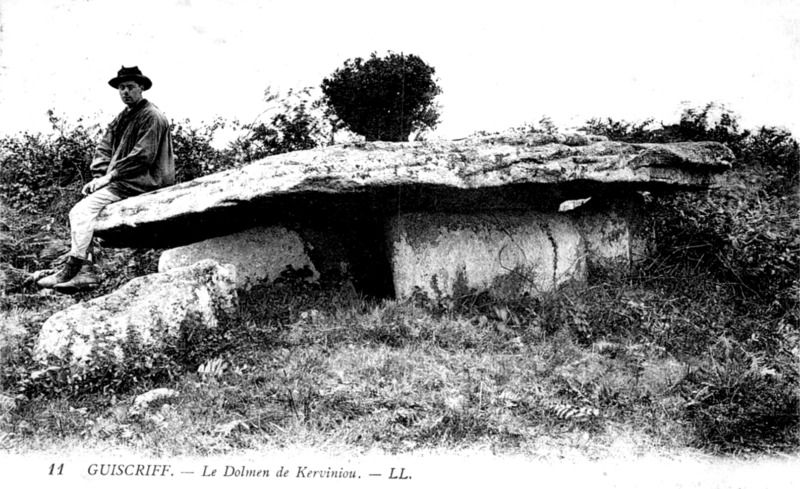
(388, 212, 586, 299)
(571, 198, 653, 272)
(159, 226, 318, 289)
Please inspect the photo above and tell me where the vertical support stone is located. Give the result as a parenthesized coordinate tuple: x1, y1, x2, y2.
(158, 225, 318, 290)
(570, 197, 653, 273)
(387, 212, 586, 299)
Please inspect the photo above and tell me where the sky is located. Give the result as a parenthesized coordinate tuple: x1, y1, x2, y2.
(0, 0, 798, 142)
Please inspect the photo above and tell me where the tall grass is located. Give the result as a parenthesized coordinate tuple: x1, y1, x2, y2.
(2, 262, 796, 455)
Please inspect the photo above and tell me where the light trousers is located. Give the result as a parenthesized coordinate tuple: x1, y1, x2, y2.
(68, 187, 123, 260)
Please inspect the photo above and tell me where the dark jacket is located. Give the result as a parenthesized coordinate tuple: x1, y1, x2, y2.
(90, 99, 175, 198)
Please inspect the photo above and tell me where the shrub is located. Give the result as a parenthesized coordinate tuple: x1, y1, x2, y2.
(581, 117, 660, 143)
(321, 52, 442, 142)
(655, 166, 799, 316)
(584, 104, 800, 315)
(170, 118, 233, 183)
(0, 111, 99, 213)
(584, 102, 748, 154)
(741, 125, 800, 188)
(231, 87, 334, 162)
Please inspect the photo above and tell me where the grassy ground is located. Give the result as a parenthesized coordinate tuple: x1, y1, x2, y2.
(2, 263, 797, 460)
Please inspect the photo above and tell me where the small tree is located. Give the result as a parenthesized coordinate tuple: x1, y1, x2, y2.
(321, 52, 442, 142)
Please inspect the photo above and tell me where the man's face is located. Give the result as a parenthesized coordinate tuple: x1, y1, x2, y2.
(118, 80, 144, 107)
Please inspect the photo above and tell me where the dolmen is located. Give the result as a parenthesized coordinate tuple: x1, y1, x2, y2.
(93, 133, 733, 299)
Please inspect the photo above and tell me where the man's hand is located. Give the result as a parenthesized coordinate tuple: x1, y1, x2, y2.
(81, 175, 112, 195)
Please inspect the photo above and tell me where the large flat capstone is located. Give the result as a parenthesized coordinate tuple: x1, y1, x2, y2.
(93, 135, 733, 249)
(91, 134, 733, 298)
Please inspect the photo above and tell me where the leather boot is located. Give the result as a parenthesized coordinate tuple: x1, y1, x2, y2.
(54, 262, 101, 294)
(36, 255, 84, 289)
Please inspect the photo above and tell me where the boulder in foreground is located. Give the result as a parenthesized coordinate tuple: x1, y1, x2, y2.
(33, 260, 237, 381)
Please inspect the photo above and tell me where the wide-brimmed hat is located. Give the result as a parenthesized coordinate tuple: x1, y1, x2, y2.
(108, 66, 152, 90)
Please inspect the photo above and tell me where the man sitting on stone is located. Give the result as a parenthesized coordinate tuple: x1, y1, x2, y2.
(37, 66, 175, 293)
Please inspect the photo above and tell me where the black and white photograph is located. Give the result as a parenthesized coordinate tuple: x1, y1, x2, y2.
(0, 1, 798, 487)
